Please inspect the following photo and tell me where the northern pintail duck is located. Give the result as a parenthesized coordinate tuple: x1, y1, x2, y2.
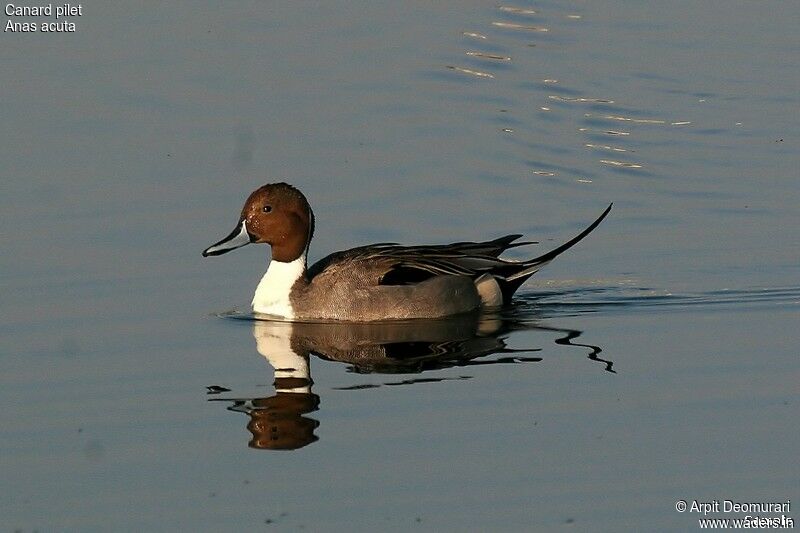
(203, 183, 611, 321)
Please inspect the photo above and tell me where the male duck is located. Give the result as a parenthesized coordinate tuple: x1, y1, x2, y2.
(203, 183, 612, 321)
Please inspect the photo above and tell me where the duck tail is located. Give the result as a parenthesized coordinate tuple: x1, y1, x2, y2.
(498, 203, 613, 301)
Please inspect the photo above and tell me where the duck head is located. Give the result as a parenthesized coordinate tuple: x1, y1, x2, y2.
(202, 183, 315, 262)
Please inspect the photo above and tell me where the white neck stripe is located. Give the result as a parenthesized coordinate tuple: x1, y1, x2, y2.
(251, 253, 306, 318)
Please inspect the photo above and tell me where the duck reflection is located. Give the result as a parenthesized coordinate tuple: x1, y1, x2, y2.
(210, 311, 610, 450)
(210, 323, 321, 450)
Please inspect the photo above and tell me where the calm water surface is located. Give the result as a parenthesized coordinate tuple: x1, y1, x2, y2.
(2, 1, 798, 531)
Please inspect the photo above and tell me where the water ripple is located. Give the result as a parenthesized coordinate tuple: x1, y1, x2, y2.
(491, 21, 550, 32)
(549, 95, 615, 104)
(579, 127, 631, 136)
(498, 6, 538, 16)
(599, 159, 643, 168)
(445, 65, 495, 79)
(583, 113, 690, 125)
(585, 143, 628, 152)
(462, 31, 487, 39)
(513, 285, 800, 318)
(443, 1, 699, 190)
(466, 51, 512, 61)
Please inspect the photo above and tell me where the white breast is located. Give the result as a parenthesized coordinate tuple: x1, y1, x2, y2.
(251, 254, 306, 318)
(252, 321, 311, 393)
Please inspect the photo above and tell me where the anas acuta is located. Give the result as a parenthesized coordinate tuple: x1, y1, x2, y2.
(203, 183, 611, 321)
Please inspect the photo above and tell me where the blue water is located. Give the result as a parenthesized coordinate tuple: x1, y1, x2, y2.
(1, 1, 798, 531)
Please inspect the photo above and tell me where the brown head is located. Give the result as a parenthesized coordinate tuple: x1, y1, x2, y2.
(202, 183, 315, 262)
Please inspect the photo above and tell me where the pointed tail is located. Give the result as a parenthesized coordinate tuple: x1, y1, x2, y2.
(500, 203, 613, 298)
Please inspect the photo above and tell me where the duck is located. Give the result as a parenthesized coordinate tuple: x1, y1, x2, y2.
(202, 183, 612, 321)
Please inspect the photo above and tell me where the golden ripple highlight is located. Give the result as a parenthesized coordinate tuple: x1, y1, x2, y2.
(585, 143, 628, 152)
(600, 159, 643, 169)
(466, 51, 511, 61)
(549, 95, 615, 104)
(578, 128, 630, 136)
(491, 21, 549, 32)
(498, 6, 537, 15)
(590, 116, 691, 127)
(446, 65, 495, 78)
(462, 31, 487, 39)
(585, 113, 666, 124)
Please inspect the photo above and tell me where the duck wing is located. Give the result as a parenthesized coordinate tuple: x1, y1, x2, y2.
(308, 203, 612, 300)
(307, 234, 532, 286)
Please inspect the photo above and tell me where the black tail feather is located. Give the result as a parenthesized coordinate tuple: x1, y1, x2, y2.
(497, 203, 613, 300)
(525, 203, 613, 267)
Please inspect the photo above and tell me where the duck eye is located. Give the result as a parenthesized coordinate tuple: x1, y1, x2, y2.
(262, 205, 272, 213)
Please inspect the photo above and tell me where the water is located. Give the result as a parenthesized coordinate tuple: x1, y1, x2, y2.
(2, 1, 798, 531)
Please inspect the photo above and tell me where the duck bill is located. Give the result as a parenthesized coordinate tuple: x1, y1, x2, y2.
(202, 220, 254, 257)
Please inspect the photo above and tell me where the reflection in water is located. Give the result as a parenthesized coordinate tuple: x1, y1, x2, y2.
(491, 21, 549, 32)
(498, 6, 537, 16)
(578, 128, 631, 136)
(523, 285, 800, 315)
(465, 51, 512, 62)
(213, 279, 800, 450)
(446, 65, 495, 79)
(223, 392, 321, 451)
(549, 326, 614, 373)
(585, 143, 628, 153)
(211, 310, 609, 450)
(583, 113, 669, 125)
(446, 4, 704, 182)
(599, 159, 643, 169)
(548, 96, 615, 104)
(462, 31, 487, 40)
(210, 326, 320, 451)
